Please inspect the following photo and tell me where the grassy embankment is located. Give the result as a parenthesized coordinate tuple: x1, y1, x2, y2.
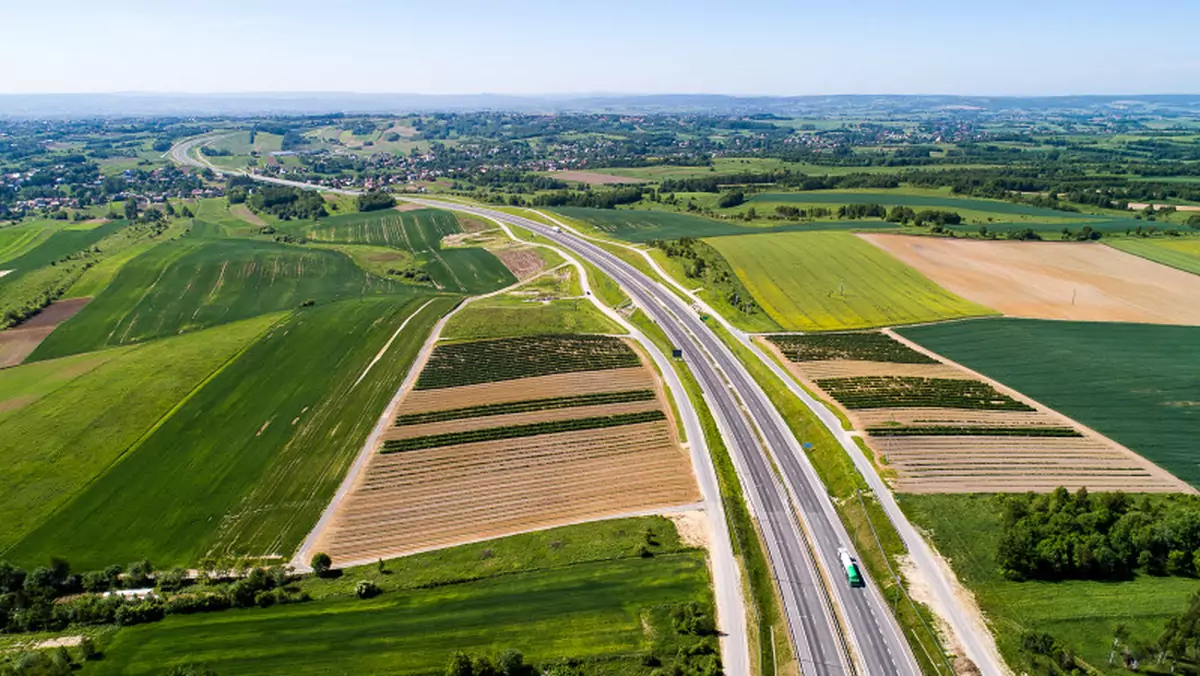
(88, 517, 715, 676)
(901, 494, 1200, 674)
(711, 323, 953, 675)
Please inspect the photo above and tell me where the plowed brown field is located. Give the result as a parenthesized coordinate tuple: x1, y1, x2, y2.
(760, 333, 1188, 494)
(0, 298, 90, 368)
(860, 234, 1200, 325)
(312, 350, 698, 564)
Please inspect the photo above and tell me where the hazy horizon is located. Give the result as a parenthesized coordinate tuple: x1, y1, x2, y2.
(3, 0, 1198, 97)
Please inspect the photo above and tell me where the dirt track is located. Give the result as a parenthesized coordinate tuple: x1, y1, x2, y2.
(860, 234, 1200, 325)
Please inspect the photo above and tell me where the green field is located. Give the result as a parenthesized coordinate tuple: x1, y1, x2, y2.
(553, 206, 835, 242)
(88, 517, 713, 676)
(707, 231, 994, 331)
(899, 319, 1200, 488)
(0, 221, 58, 264)
(901, 494, 1200, 674)
(443, 296, 622, 341)
(7, 296, 453, 569)
(31, 238, 415, 359)
(1107, 237, 1200, 275)
(304, 208, 516, 293)
(0, 219, 125, 285)
(0, 315, 279, 558)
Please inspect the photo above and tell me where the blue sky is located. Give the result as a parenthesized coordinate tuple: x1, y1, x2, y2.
(2, 0, 1197, 95)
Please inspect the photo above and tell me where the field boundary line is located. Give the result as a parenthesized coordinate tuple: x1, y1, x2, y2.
(352, 298, 437, 389)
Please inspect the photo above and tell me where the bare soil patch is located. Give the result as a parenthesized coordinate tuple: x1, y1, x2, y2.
(860, 234, 1200, 325)
(230, 204, 266, 227)
(494, 247, 546, 280)
(551, 170, 648, 185)
(667, 510, 711, 550)
(0, 298, 90, 368)
(394, 202, 426, 213)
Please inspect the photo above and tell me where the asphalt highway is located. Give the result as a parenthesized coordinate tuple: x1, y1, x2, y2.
(170, 137, 921, 674)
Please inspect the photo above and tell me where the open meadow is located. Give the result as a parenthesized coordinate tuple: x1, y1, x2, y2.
(863, 234, 1200, 325)
(0, 314, 280, 559)
(7, 296, 454, 569)
(901, 494, 1200, 675)
(707, 231, 993, 331)
(87, 517, 716, 676)
(899, 319, 1200, 489)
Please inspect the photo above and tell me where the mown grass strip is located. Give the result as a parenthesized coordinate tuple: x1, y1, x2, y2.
(380, 410, 666, 453)
(818, 376, 1035, 411)
(394, 389, 655, 426)
(867, 426, 1082, 437)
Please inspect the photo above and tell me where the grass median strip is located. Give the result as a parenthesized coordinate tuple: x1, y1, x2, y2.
(380, 410, 666, 453)
(394, 390, 656, 426)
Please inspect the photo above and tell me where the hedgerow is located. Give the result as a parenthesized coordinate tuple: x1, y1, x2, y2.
(416, 335, 640, 389)
(769, 332, 937, 364)
(817, 376, 1035, 410)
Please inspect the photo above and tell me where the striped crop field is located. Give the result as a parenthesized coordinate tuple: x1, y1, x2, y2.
(900, 318, 1200, 490)
(312, 336, 698, 564)
(1107, 237, 1200, 275)
(707, 231, 994, 331)
(765, 330, 1187, 494)
(307, 208, 461, 249)
(30, 238, 417, 360)
(7, 296, 453, 569)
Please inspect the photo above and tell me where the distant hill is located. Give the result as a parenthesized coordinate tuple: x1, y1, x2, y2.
(2, 92, 1200, 118)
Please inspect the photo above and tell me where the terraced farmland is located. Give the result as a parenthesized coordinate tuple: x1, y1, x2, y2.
(416, 334, 641, 388)
(900, 319, 1200, 490)
(762, 331, 1187, 493)
(707, 231, 994, 331)
(314, 337, 699, 565)
(7, 296, 453, 569)
(31, 238, 415, 359)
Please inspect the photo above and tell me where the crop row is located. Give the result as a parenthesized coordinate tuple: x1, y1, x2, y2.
(817, 376, 1036, 411)
(416, 335, 640, 389)
(380, 410, 667, 453)
(769, 332, 937, 364)
(866, 426, 1082, 437)
(395, 389, 656, 426)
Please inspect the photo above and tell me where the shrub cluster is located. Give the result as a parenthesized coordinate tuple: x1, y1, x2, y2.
(769, 332, 936, 364)
(998, 488, 1200, 581)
